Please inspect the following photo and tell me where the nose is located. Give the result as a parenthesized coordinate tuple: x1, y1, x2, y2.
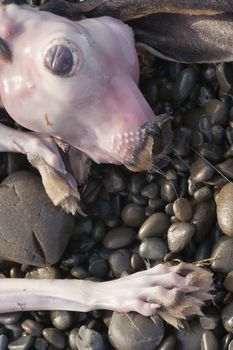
(125, 114, 173, 172)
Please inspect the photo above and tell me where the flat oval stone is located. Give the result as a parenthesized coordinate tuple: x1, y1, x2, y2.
(103, 227, 136, 249)
(167, 223, 195, 253)
(138, 213, 170, 239)
(108, 249, 131, 278)
(121, 203, 146, 227)
(216, 183, 233, 236)
(109, 312, 164, 350)
(190, 159, 215, 183)
(211, 237, 233, 273)
(0, 171, 74, 266)
(139, 238, 168, 260)
(173, 198, 193, 222)
(42, 328, 66, 349)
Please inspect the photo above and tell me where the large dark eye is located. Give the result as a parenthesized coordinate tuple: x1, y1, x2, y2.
(44, 44, 74, 76)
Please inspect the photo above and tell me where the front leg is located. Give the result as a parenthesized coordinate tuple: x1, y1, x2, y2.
(0, 123, 82, 214)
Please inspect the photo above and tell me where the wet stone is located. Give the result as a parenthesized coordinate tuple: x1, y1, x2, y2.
(103, 168, 126, 193)
(199, 143, 224, 163)
(131, 252, 145, 272)
(0, 171, 74, 266)
(211, 237, 233, 273)
(50, 311, 73, 331)
(138, 212, 170, 239)
(194, 186, 212, 202)
(108, 249, 131, 278)
(42, 328, 66, 349)
(173, 127, 191, 157)
(147, 198, 164, 212)
(192, 200, 216, 242)
(156, 335, 176, 350)
(108, 312, 164, 350)
(173, 68, 197, 103)
(216, 159, 233, 180)
(8, 335, 34, 350)
(139, 238, 168, 260)
(212, 125, 225, 145)
(121, 203, 146, 227)
(34, 338, 49, 350)
(204, 99, 228, 125)
(69, 326, 104, 350)
(128, 173, 147, 194)
(222, 300, 233, 333)
(141, 183, 159, 199)
(216, 183, 233, 236)
(190, 159, 215, 183)
(103, 227, 136, 249)
(201, 330, 218, 350)
(173, 197, 193, 222)
(160, 180, 177, 203)
(88, 259, 109, 278)
(25, 266, 60, 279)
(221, 333, 233, 350)
(167, 222, 195, 253)
(0, 335, 8, 350)
(224, 271, 233, 292)
(21, 319, 43, 337)
(0, 313, 22, 325)
(175, 319, 203, 350)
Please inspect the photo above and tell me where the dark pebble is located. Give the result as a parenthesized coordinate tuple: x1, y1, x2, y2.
(50, 311, 73, 331)
(194, 186, 212, 202)
(128, 173, 147, 194)
(167, 222, 195, 252)
(160, 180, 177, 203)
(139, 238, 168, 260)
(108, 312, 164, 350)
(0, 313, 22, 325)
(201, 330, 219, 350)
(224, 271, 233, 292)
(8, 336, 34, 350)
(216, 184, 233, 236)
(173, 68, 197, 103)
(175, 319, 203, 350)
(157, 335, 176, 350)
(103, 227, 136, 249)
(216, 159, 233, 179)
(172, 197, 193, 222)
(211, 237, 233, 273)
(204, 99, 228, 125)
(103, 168, 126, 193)
(108, 249, 131, 278)
(138, 212, 170, 239)
(0, 335, 8, 350)
(70, 266, 89, 279)
(42, 328, 66, 349)
(141, 183, 159, 198)
(190, 159, 215, 183)
(222, 301, 233, 333)
(192, 200, 216, 242)
(88, 259, 109, 278)
(21, 319, 43, 337)
(34, 338, 49, 350)
(131, 252, 146, 272)
(173, 127, 191, 157)
(121, 203, 146, 227)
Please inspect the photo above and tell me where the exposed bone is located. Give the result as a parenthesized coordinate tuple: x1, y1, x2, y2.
(0, 262, 213, 328)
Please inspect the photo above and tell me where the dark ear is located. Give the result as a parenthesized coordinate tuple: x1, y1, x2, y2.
(131, 12, 233, 63)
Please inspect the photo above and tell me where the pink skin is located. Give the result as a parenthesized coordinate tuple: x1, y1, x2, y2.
(0, 4, 154, 172)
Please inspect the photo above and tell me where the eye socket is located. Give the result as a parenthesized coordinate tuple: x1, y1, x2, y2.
(43, 40, 79, 77)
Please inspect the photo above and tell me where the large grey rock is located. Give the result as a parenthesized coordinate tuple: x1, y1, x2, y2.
(0, 171, 74, 266)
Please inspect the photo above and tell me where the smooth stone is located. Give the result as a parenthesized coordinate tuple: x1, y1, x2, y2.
(192, 200, 216, 242)
(211, 237, 233, 273)
(109, 312, 164, 350)
(50, 311, 73, 331)
(103, 227, 136, 249)
(141, 183, 159, 199)
(0, 313, 22, 325)
(103, 169, 126, 193)
(221, 333, 233, 350)
(198, 143, 224, 163)
(157, 335, 176, 350)
(204, 99, 228, 125)
(0, 171, 74, 266)
(138, 213, 170, 239)
(201, 330, 219, 350)
(34, 338, 49, 350)
(175, 319, 203, 350)
(69, 326, 103, 350)
(42, 328, 66, 349)
(5, 324, 22, 340)
(216, 183, 233, 236)
(173, 68, 197, 102)
(21, 319, 43, 337)
(160, 180, 177, 203)
(25, 266, 60, 279)
(131, 253, 145, 272)
(229, 340, 233, 350)
(8, 336, 34, 350)
(194, 186, 212, 202)
(88, 259, 109, 278)
(173, 198, 193, 222)
(216, 159, 233, 180)
(108, 249, 131, 278)
(121, 203, 146, 227)
(224, 271, 233, 292)
(167, 223, 195, 253)
(222, 301, 233, 333)
(200, 311, 220, 330)
(190, 159, 215, 183)
(0, 335, 8, 350)
(128, 173, 147, 194)
(139, 238, 168, 260)
(92, 220, 105, 242)
(173, 128, 191, 157)
(70, 266, 89, 279)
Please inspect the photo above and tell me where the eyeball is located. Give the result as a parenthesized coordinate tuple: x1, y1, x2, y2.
(43, 39, 79, 76)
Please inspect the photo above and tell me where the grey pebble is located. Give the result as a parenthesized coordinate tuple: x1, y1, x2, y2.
(42, 328, 66, 349)
(128, 173, 147, 194)
(69, 326, 104, 350)
(8, 335, 34, 350)
(141, 183, 159, 198)
(25, 266, 60, 279)
(121, 203, 146, 227)
(103, 227, 136, 249)
(216, 183, 233, 236)
(175, 319, 203, 350)
(201, 330, 219, 350)
(204, 99, 228, 125)
(190, 159, 215, 183)
(222, 301, 233, 333)
(224, 271, 233, 292)
(34, 337, 49, 350)
(194, 186, 212, 202)
(138, 212, 170, 239)
(139, 238, 168, 260)
(0, 335, 8, 350)
(157, 335, 176, 350)
(211, 237, 233, 273)
(0, 171, 74, 266)
(0, 313, 22, 325)
(70, 266, 89, 279)
(173, 197, 193, 221)
(167, 222, 195, 252)
(108, 312, 164, 350)
(21, 319, 43, 337)
(216, 159, 233, 180)
(200, 311, 220, 330)
(229, 340, 233, 350)
(108, 249, 131, 278)
(50, 311, 73, 331)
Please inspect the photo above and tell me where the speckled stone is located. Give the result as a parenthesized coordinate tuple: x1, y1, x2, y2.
(216, 183, 233, 236)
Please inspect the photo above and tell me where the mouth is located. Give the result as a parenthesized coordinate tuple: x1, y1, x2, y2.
(125, 114, 173, 172)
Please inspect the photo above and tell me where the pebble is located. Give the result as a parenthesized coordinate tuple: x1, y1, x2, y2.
(194, 186, 212, 202)
(69, 326, 104, 350)
(175, 319, 203, 350)
(141, 183, 159, 198)
(21, 319, 43, 337)
(34, 338, 49, 350)
(222, 301, 233, 333)
(139, 238, 168, 260)
(160, 180, 177, 202)
(190, 159, 215, 183)
(201, 330, 219, 350)
(192, 200, 216, 241)
(25, 266, 60, 279)
(121, 203, 146, 227)
(88, 259, 109, 278)
(42, 328, 66, 349)
(131, 253, 145, 272)
(103, 227, 136, 249)
(103, 168, 126, 193)
(8, 336, 34, 350)
(108, 312, 164, 350)
(200, 311, 220, 330)
(50, 311, 73, 330)
(216, 159, 233, 180)
(108, 249, 131, 278)
(138, 212, 170, 239)
(0, 171, 74, 266)
(216, 183, 233, 236)
(167, 222, 195, 252)
(173, 127, 191, 157)
(0, 335, 8, 350)
(224, 271, 233, 292)
(128, 173, 147, 194)
(173, 197, 193, 221)
(204, 99, 228, 125)
(173, 68, 197, 103)
(0, 313, 22, 325)
(211, 237, 233, 273)
(157, 335, 176, 350)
